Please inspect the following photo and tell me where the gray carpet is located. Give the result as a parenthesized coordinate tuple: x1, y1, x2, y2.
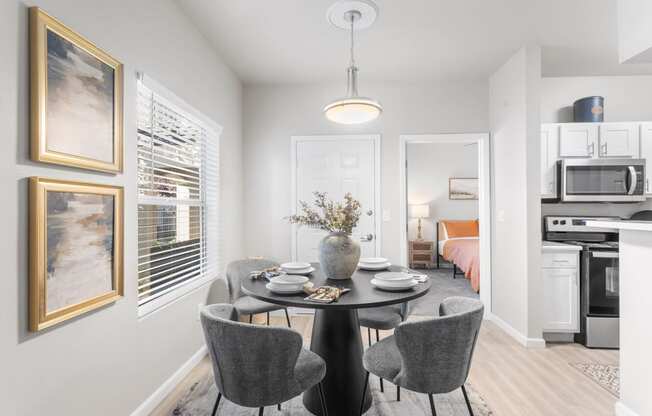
(571, 363, 619, 397)
(172, 374, 493, 415)
(410, 267, 479, 316)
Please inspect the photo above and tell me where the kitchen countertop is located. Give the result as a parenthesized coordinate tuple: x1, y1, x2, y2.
(586, 220, 652, 232)
(542, 241, 582, 251)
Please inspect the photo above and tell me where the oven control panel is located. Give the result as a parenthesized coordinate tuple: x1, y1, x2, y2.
(545, 216, 621, 233)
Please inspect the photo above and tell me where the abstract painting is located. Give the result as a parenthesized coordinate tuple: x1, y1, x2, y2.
(449, 178, 479, 200)
(30, 7, 123, 172)
(30, 178, 123, 331)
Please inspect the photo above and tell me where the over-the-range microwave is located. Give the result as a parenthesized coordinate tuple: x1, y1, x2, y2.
(558, 158, 646, 202)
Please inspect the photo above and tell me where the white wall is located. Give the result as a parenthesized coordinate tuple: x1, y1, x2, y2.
(406, 143, 479, 241)
(243, 81, 489, 264)
(0, 1, 243, 415)
(489, 46, 543, 342)
(541, 75, 652, 123)
(540, 74, 652, 219)
(617, 0, 652, 63)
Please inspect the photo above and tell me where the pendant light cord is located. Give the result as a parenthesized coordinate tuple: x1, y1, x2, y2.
(349, 14, 356, 67)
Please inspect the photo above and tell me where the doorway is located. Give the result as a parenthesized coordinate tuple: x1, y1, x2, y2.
(291, 135, 381, 262)
(399, 133, 492, 314)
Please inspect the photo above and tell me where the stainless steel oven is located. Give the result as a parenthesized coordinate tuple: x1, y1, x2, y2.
(580, 247, 620, 348)
(560, 158, 645, 202)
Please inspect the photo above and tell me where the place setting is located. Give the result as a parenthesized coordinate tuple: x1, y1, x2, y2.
(358, 256, 392, 271)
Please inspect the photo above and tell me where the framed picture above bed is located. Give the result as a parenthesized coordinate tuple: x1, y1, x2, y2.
(30, 7, 124, 173)
(449, 177, 478, 200)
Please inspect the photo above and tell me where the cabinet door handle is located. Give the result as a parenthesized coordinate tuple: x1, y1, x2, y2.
(601, 143, 608, 156)
(647, 178, 649, 193)
(588, 143, 595, 156)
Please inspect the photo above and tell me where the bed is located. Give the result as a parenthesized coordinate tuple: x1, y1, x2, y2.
(436, 219, 480, 293)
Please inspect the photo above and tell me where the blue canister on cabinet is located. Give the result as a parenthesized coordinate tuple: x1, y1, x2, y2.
(573, 96, 604, 122)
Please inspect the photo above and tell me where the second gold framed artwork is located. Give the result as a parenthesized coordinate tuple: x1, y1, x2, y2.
(29, 177, 124, 331)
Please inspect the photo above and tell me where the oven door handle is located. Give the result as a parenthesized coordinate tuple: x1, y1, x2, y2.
(627, 166, 637, 195)
(592, 251, 619, 258)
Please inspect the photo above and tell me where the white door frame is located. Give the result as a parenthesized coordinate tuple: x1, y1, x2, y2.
(290, 134, 382, 261)
(399, 133, 492, 314)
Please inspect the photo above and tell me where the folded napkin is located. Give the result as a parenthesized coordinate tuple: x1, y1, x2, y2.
(249, 267, 283, 281)
(303, 284, 350, 303)
(410, 274, 429, 283)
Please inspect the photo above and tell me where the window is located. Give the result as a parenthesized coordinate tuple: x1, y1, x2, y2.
(137, 74, 220, 316)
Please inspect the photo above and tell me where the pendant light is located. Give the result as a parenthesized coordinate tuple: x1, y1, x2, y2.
(324, 0, 382, 124)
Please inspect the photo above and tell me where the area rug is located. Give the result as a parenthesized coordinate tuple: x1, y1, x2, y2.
(570, 363, 620, 397)
(171, 374, 494, 415)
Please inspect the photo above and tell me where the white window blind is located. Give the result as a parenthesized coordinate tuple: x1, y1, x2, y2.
(137, 75, 220, 316)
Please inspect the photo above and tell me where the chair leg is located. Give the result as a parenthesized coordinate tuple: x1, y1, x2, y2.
(284, 308, 291, 328)
(367, 327, 371, 347)
(249, 314, 253, 324)
(277, 403, 281, 411)
(258, 407, 264, 416)
(375, 329, 384, 392)
(266, 311, 270, 326)
(461, 385, 474, 416)
(318, 381, 329, 416)
(428, 394, 437, 416)
(396, 385, 400, 401)
(211, 392, 221, 416)
(359, 371, 370, 416)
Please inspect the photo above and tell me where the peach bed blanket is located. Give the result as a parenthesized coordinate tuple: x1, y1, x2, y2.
(442, 238, 480, 293)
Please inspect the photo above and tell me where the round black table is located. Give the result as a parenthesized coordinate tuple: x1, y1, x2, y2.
(241, 263, 431, 416)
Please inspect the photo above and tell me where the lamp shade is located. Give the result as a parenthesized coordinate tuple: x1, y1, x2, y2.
(409, 204, 430, 218)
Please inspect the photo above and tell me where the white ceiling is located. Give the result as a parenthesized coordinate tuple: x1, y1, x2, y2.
(176, 0, 652, 85)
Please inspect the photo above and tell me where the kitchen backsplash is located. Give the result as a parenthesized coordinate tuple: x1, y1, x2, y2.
(541, 199, 652, 219)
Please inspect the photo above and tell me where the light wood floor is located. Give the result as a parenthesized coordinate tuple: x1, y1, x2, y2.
(151, 314, 619, 416)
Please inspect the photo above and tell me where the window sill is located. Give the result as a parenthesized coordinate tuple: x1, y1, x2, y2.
(137, 275, 216, 320)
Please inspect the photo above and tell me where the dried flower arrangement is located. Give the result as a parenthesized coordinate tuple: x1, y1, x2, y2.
(286, 192, 362, 235)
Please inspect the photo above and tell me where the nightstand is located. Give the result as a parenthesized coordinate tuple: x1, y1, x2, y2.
(409, 240, 435, 269)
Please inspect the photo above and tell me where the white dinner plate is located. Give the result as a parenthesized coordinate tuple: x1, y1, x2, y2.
(280, 262, 312, 270)
(359, 257, 389, 264)
(270, 274, 309, 285)
(358, 262, 391, 271)
(282, 267, 315, 275)
(374, 271, 414, 282)
(266, 282, 305, 294)
(371, 278, 418, 292)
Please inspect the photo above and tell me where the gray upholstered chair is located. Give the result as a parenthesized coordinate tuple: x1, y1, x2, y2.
(358, 302, 410, 400)
(360, 297, 484, 416)
(226, 259, 291, 326)
(200, 304, 329, 416)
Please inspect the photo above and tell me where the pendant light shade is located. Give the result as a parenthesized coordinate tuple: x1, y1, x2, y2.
(324, 2, 382, 124)
(324, 97, 382, 124)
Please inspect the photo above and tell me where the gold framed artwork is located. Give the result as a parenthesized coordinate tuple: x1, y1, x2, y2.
(29, 177, 124, 331)
(30, 7, 123, 173)
(449, 177, 479, 200)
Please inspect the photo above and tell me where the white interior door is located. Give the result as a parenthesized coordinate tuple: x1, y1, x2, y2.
(292, 136, 379, 262)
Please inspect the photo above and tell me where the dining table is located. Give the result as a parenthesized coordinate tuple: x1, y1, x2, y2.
(241, 263, 431, 416)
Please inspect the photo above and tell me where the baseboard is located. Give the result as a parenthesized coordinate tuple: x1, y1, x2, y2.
(487, 313, 546, 349)
(130, 345, 207, 416)
(615, 401, 641, 416)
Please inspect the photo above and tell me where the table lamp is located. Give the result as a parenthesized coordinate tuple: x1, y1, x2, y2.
(409, 204, 430, 240)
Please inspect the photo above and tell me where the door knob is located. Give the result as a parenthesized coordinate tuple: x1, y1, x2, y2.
(360, 233, 374, 242)
(366, 210, 373, 216)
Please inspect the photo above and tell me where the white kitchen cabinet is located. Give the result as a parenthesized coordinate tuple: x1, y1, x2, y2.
(542, 249, 580, 333)
(640, 123, 652, 196)
(559, 123, 598, 158)
(541, 124, 559, 198)
(598, 123, 639, 158)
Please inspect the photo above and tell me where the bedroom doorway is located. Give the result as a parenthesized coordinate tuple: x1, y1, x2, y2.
(399, 133, 491, 314)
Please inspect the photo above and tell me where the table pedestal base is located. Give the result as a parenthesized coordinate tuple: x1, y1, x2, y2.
(303, 309, 372, 416)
